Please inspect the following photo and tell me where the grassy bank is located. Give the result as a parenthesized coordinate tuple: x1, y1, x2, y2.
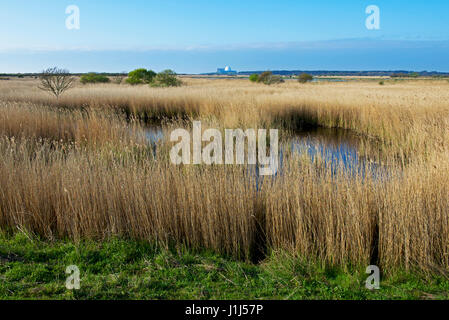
(1, 233, 448, 300)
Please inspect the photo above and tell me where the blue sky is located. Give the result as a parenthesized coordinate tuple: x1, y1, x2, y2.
(1, 0, 449, 73)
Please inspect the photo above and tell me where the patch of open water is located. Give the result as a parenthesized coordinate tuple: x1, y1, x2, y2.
(143, 125, 388, 179)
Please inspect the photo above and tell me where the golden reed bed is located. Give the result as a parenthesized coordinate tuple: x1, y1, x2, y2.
(0, 78, 448, 274)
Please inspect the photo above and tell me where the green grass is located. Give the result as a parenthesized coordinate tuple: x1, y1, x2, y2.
(0, 232, 448, 300)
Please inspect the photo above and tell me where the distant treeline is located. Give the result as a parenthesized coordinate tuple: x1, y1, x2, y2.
(3, 70, 449, 78)
(0, 72, 127, 77)
(234, 70, 449, 77)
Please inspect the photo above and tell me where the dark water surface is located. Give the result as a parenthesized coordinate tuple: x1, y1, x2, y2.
(143, 125, 385, 178)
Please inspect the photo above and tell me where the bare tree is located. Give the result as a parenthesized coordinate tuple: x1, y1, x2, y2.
(38, 67, 76, 99)
(112, 72, 127, 84)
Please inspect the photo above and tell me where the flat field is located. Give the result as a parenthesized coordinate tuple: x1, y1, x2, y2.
(1, 78, 448, 299)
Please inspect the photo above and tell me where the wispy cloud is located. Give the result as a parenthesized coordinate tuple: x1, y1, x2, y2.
(1, 38, 448, 53)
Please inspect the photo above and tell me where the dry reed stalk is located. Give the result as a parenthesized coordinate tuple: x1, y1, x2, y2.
(0, 79, 448, 273)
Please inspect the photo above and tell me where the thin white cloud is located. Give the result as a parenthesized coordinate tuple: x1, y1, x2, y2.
(1, 38, 448, 53)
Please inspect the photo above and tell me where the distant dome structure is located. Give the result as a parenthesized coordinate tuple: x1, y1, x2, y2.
(216, 66, 237, 75)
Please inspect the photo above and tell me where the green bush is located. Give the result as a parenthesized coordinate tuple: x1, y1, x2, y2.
(80, 73, 110, 84)
(269, 75, 284, 84)
(249, 74, 259, 82)
(257, 71, 284, 85)
(258, 71, 272, 84)
(126, 68, 156, 85)
(151, 70, 182, 87)
(379, 81, 385, 85)
(298, 73, 313, 83)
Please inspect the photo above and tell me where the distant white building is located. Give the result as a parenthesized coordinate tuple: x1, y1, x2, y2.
(217, 66, 237, 75)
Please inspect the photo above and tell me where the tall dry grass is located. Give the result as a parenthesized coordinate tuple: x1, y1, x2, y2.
(2, 78, 448, 157)
(0, 137, 258, 259)
(264, 153, 449, 272)
(0, 101, 144, 147)
(0, 78, 448, 273)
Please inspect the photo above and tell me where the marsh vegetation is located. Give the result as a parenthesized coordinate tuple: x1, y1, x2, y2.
(1, 77, 448, 277)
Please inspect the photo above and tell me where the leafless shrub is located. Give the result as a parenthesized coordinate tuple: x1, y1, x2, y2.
(38, 67, 75, 98)
(114, 72, 127, 84)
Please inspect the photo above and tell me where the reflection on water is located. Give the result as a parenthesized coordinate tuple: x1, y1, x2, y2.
(284, 127, 362, 168)
(144, 126, 164, 144)
(143, 125, 384, 178)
